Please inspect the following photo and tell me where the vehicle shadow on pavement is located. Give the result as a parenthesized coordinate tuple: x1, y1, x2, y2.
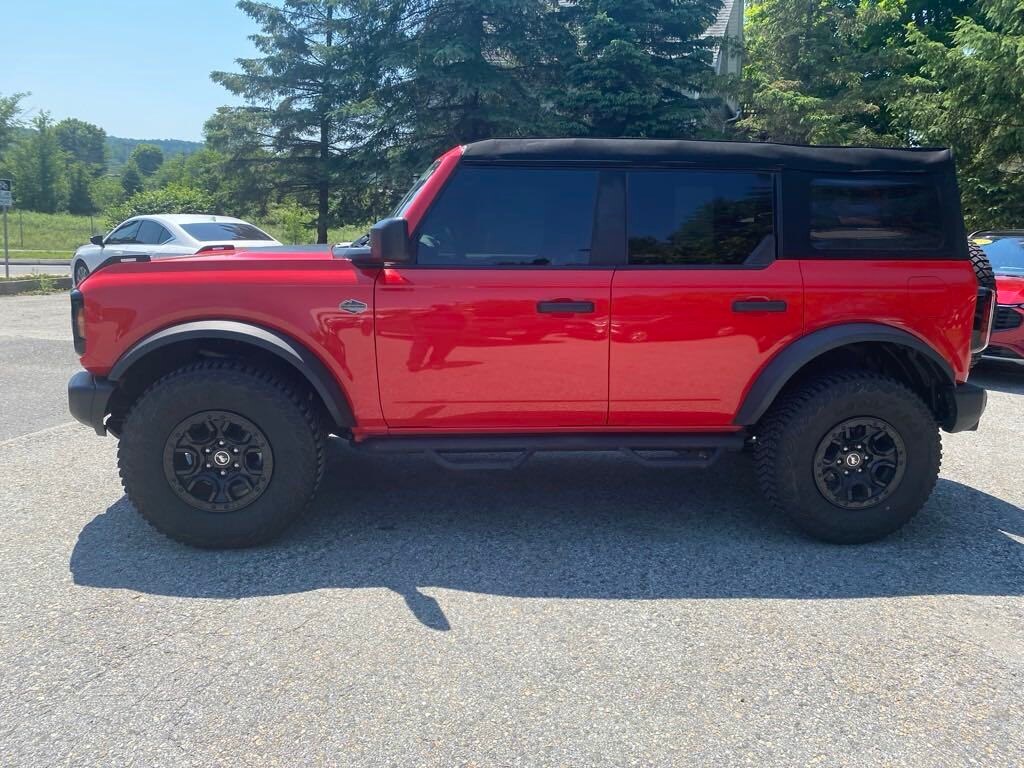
(972, 363, 1024, 395)
(71, 442, 1024, 630)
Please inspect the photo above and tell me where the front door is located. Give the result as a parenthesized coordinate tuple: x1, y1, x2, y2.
(609, 169, 804, 428)
(375, 164, 614, 429)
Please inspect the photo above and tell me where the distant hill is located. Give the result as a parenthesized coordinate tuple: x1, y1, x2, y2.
(11, 126, 204, 170)
(105, 136, 204, 169)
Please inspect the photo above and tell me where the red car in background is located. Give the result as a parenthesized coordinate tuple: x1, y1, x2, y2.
(974, 231, 1024, 364)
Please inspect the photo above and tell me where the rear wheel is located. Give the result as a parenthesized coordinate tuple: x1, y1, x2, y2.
(73, 261, 89, 286)
(118, 360, 325, 548)
(754, 371, 941, 544)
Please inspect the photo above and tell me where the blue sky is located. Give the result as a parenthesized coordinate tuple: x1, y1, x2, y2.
(0, 0, 261, 141)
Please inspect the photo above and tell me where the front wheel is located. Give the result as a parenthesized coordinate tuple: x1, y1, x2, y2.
(73, 261, 89, 286)
(754, 371, 941, 544)
(118, 361, 325, 548)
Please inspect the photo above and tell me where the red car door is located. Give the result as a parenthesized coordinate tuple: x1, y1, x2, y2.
(375, 165, 616, 430)
(610, 169, 804, 428)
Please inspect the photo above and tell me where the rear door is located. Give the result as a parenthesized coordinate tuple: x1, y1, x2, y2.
(374, 164, 616, 429)
(610, 169, 804, 428)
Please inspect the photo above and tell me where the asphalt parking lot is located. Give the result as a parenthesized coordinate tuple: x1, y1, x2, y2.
(1, 292, 1023, 766)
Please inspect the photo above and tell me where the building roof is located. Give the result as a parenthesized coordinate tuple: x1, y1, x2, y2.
(704, 0, 737, 40)
(461, 138, 954, 173)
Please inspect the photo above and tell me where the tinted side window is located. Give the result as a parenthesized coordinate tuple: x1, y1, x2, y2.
(106, 220, 141, 245)
(416, 167, 599, 266)
(627, 171, 775, 266)
(810, 177, 944, 252)
(137, 220, 172, 245)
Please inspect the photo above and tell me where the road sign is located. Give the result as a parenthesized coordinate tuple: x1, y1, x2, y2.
(0, 179, 11, 208)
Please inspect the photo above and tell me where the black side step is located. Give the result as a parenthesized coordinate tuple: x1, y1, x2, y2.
(351, 433, 745, 471)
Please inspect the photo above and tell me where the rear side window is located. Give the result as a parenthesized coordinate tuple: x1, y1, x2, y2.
(136, 220, 172, 245)
(810, 177, 944, 252)
(627, 171, 775, 266)
(416, 166, 599, 266)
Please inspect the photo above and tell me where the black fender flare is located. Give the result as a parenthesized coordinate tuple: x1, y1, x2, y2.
(734, 323, 955, 426)
(109, 320, 354, 428)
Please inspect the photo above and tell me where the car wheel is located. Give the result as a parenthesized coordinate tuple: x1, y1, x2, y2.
(117, 360, 325, 548)
(74, 261, 89, 286)
(754, 371, 941, 544)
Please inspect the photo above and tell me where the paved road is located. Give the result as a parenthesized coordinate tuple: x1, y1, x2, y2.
(1, 293, 1023, 766)
(1, 261, 71, 278)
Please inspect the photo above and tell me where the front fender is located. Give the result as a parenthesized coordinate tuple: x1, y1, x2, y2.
(109, 320, 354, 429)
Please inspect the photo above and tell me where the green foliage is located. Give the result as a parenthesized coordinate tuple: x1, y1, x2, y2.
(0, 91, 27, 159)
(130, 143, 164, 176)
(104, 136, 202, 170)
(89, 175, 124, 211)
(104, 184, 216, 228)
(737, 0, 909, 145)
(902, 0, 1024, 227)
(265, 202, 313, 244)
(7, 113, 68, 213)
(557, 0, 721, 137)
(66, 163, 96, 215)
(55, 118, 107, 174)
(211, 0, 368, 242)
(120, 163, 144, 197)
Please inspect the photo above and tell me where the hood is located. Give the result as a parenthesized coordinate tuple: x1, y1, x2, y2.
(996, 274, 1024, 305)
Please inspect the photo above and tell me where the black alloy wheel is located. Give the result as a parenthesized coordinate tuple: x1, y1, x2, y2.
(812, 417, 906, 510)
(163, 410, 275, 513)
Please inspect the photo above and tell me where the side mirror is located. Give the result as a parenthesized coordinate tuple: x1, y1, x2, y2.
(90, 234, 104, 247)
(369, 218, 412, 264)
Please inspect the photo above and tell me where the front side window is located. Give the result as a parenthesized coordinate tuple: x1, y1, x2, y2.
(627, 171, 775, 266)
(416, 166, 599, 266)
(106, 220, 141, 245)
(810, 177, 944, 252)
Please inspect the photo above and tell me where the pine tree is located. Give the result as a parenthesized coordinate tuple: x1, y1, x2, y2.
(212, 0, 369, 242)
(903, 0, 1024, 227)
(556, 0, 721, 138)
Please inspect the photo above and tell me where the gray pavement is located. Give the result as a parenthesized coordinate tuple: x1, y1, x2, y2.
(2, 261, 71, 278)
(1, 293, 1023, 766)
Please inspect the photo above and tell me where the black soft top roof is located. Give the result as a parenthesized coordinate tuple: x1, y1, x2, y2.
(462, 138, 953, 173)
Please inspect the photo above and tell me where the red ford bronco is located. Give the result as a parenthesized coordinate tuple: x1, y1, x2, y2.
(68, 139, 996, 548)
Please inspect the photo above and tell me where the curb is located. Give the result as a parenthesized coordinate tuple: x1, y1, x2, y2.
(4, 260, 71, 266)
(0, 277, 73, 296)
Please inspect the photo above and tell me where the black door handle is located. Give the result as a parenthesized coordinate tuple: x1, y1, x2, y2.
(732, 299, 788, 313)
(537, 300, 595, 314)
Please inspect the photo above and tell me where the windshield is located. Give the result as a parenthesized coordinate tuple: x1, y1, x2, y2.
(181, 222, 274, 242)
(391, 160, 441, 218)
(977, 234, 1024, 276)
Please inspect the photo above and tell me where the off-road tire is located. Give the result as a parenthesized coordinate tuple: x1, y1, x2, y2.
(118, 360, 325, 548)
(754, 371, 941, 544)
(968, 239, 996, 369)
(968, 239, 996, 291)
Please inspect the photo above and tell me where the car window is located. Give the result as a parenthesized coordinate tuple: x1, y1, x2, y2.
(627, 171, 775, 266)
(136, 220, 173, 246)
(416, 166, 599, 267)
(978, 235, 1024, 276)
(180, 222, 274, 242)
(810, 177, 944, 252)
(106, 220, 141, 245)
